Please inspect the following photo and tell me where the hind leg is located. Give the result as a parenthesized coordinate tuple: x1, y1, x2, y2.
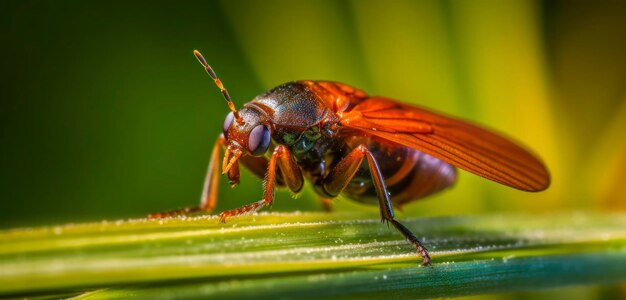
(322, 144, 431, 266)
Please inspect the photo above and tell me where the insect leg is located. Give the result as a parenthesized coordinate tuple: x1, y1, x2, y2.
(322, 146, 366, 197)
(322, 145, 431, 266)
(237, 150, 286, 187)
(318, 197, 333, 212)
(219, 145, 302, 222)
(148, 134, 226, 218)
(363, 147, 431, 266)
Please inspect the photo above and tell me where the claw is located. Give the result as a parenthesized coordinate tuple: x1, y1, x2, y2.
(217, 200, 266, 223)
(218, 212, 230, 223)
(148, 206, 202, 219)
(416, 244, 431, 266)
(421, 255, 431, 267)
(148, 213, 164, 219)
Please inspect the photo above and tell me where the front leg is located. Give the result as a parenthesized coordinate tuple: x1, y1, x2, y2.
(322, 144, 431, 266)
(148, 134, 227, 218)
(149, 134, 285, 219)
(219, 145, 303, 222)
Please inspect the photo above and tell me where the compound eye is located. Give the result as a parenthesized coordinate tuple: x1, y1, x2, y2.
(248, 124, 271, 156)
(223, 112, 234, 135)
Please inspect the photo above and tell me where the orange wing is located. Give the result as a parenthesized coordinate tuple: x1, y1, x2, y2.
(339, 97, 550, 192)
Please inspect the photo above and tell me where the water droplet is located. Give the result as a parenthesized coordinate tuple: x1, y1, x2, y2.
(53, 226, 63, 235)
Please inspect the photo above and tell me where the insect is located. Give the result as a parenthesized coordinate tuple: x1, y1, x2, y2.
(149, 50, 550, 266)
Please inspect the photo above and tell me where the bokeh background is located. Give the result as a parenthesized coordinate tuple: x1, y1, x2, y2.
(2, 0, 626, 231)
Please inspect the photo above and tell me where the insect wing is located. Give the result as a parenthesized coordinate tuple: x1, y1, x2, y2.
(339, 97, 550, 191)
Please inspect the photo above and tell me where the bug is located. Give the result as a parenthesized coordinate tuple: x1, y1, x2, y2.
(149, 50, 550, 266)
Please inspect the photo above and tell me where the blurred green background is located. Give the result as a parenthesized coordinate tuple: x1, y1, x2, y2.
(2, 0, 626, 229)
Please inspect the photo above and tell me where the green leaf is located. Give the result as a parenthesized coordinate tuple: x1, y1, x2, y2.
(1, 213, 625, 299)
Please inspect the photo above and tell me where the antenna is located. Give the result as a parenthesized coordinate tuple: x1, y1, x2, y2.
(193, 50, 241, 121)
